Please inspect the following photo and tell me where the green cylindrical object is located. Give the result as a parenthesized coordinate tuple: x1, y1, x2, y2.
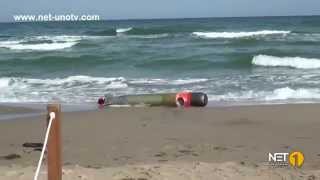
(102, 92, 208, 107)
(106, 93, 177, 107)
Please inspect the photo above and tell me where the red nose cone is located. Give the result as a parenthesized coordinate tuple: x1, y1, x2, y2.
(176, 92, 192, 107)
(98, 97, 105, 106)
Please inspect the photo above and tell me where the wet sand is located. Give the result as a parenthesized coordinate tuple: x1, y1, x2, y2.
(0, 104, 320, 179)
(0, 106, 36, 115)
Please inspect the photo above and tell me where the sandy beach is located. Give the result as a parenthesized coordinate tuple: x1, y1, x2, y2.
(0, 104, 320, 179)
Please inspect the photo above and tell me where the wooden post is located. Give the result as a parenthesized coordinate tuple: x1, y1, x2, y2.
(47, 104, 62, 180)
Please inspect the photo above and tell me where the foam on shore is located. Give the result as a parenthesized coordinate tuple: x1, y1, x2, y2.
(252, 55, 320, 69)
(192, 30, 290, 39)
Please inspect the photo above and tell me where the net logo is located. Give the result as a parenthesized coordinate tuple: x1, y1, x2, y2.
(268, 151, 304, 168)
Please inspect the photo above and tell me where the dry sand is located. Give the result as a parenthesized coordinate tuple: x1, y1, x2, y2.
(0, 104, 320, 179)
(1, 162, 320, 180)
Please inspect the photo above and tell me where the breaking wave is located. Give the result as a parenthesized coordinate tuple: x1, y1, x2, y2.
(116, 27, 133, 33)
(0, 41, 77, 51)
(87, 26, 170, 36)
(252, 55, 320, 69)
(0, 76, 210, 103)
(192, 30, 291, 39)
(129, 78, 208, 85)
(125, 34, 169, 39)
(2, 75, 320, 103)
(0, 35, 87, 51)
(210, 87, 320, 102)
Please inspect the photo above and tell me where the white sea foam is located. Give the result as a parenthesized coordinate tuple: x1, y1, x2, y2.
(17, 76, 126, 86)
(2, 75, 320, 103)
(265, 87, 320, 101)
(106, 81, 128, 89)
(192, 30, 290, 39)
(128, 34, 169, 39)
(0, 40, 22, 45)
(171, 79, 209, 85)
(0, 76, 210, 103)
(0, 35, 89, 51)
(1, 76, 208, 89)
(130, 78, 208, 85)
(116, 27, 133, 33)
(252, 55, 320, 69)
(0, 78, 10, 88)
(34, 35, 83, 42)
(210, 87, 320, 102)
(0, 76, 129, 103)
(0, 42, 78, 50)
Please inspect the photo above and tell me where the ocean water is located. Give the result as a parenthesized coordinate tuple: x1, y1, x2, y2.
(1, 16, 320, 104)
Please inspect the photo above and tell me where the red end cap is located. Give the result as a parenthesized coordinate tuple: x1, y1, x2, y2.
(98, 97, 105, 106)
(176, 92, 192, 107)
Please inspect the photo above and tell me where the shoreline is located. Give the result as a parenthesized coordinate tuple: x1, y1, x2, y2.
(0, 102, 97, 120)
(2, 101, 320, 120)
